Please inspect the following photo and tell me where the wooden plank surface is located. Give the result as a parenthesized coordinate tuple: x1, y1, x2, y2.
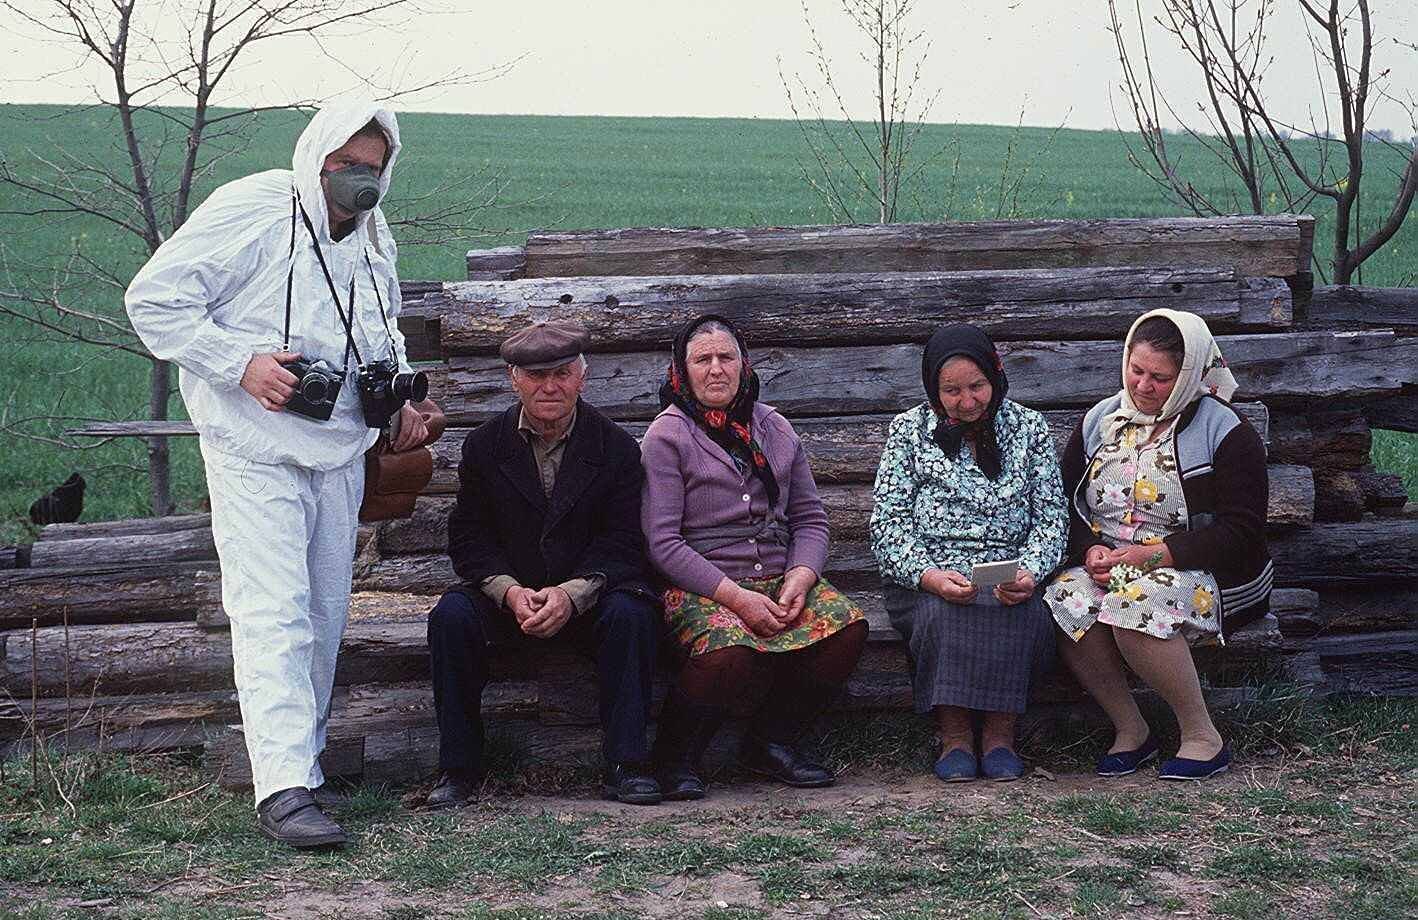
(418, 404, 1274, 495)
(383, 462, 1313, 560)
(514, 216, 1313, 278)
(432, 267, 1291, 355)
(355, 514, 1418, 597)
(26, 528, 217, 569)
(1307, 285, 1418, 333)
(428, 331, 1418, 425)
(0, 620, 432, 698)
(0, 562, 222, 630)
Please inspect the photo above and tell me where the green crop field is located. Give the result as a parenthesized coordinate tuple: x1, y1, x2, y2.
(1, 104, 1415, 543)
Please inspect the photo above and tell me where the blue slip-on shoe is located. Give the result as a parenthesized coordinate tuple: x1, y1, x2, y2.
(980, 747, 1025, 782)
(1095, 735, 1160, 777)
(933, 748, 978, 783)
(1158, 743, 1231, 780)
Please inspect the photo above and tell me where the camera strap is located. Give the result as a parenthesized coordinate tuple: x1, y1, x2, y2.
(282, 195, 297, 352)
(297, 202, 364, 368)
(363, 249, 400, 365)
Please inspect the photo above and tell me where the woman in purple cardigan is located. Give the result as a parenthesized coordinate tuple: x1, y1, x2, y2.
(642, 314, 868, 800)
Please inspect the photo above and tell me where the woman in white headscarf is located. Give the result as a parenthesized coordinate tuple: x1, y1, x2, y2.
(1044, 309, 1271, 781)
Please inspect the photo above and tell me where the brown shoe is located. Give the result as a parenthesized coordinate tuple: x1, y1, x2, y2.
(257, 787, 347, 849)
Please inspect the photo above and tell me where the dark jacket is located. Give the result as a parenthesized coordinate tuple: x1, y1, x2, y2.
(447, 399, 654, 603)
(1061, 394, 1272, 638)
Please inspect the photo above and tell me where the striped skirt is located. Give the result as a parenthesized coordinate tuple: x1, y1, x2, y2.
(883, 586, 1056, 714)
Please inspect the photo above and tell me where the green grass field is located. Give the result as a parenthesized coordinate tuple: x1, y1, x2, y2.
(4, 693, 1417, 918)
(1, 105, 1415, 542)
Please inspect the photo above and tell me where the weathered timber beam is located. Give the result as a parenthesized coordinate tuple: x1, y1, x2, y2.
(0, 688, 238, 742)
(0, 562, 222, 630)
(1279, 586, 1418, 637)
(431, 267, 1291, 355)
(1268, 514, 1418, 588)
(26, 528, 216, 569)
(516, 216, 1314, 279)
(0, 620, 430, 698)
(65, 420, 198, 438)
(385, 463, 1312, 560)
(428, 331, 1418, 425)
(23, 522, 376, 574)
(465, 245, 527, 280)
(357, 514, 1418, 598)
(1305, 630, 1418, 696)
(36, 514, 211, 542)
(1307, 285, 1418, 333)
(424, 404, 1269, 494)
(1361, 384, 1418, 434)
(1268, 409, 1372, 469)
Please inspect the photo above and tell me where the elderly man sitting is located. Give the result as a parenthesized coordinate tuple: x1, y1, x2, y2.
(425, 321, 663, 807)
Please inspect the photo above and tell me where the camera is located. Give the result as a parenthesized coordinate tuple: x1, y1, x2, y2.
(284, 356, 345, 421)
(357, 358, 428, 428)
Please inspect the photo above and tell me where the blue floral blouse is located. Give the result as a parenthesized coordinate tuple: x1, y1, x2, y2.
(869, 400, 1068, 589)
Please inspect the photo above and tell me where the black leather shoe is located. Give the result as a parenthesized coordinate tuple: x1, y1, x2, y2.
(657, 762, 707, 801)
(602, 763, 663, 805)
(425, 770, 480, 810)
(651, 696, 724, 802)
(256, 787, 347, 849)
(311, 783, 350, 810)
(741, 739, 835, 788)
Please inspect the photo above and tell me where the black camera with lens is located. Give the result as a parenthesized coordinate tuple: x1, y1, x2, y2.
(356, 358, 429, 429)
(284, 356, 346, 421)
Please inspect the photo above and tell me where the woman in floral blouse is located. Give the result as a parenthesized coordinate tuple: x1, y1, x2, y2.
(642, 314, 867, 800)
(870, 324, 1067, 782)
(1044, 309, 1271, 781)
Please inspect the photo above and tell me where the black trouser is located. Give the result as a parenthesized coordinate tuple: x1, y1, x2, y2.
(427, 587, 660, 774)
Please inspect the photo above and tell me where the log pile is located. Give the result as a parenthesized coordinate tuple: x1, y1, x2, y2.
(6, 214, 1417, 789)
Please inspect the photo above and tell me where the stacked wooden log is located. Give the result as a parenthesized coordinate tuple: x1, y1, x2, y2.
(6, 215, 1417, 789)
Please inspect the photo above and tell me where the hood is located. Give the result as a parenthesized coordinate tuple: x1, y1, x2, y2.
(291, 100, 401, 242)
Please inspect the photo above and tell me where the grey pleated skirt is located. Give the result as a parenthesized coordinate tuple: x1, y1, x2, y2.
(883, 585, 1056, 714)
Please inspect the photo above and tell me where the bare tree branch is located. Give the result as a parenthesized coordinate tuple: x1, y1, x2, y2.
(2, 0, 517, 515)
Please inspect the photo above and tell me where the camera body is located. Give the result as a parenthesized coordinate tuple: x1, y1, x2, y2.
(284, 356, 345, 421)
(356, 359, 429, 429)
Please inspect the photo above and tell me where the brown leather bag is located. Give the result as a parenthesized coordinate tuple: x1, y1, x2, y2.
(359, 398, 447, 523)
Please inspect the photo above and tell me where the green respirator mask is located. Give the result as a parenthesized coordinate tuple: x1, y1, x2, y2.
(321, 164, 381, 213)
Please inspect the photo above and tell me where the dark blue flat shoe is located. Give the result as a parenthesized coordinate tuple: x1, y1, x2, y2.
(980, 747, 1025, 782)
(933, 748, 978, 783)
(1159, 744, 1230, 780)
(1095, 736, 1160, 777)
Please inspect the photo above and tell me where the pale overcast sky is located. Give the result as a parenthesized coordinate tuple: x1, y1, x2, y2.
(3, 1, 1415, 133)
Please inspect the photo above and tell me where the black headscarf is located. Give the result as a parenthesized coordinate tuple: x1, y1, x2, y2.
(921, 323, 1009, 480)
(659, 314, 781, 506)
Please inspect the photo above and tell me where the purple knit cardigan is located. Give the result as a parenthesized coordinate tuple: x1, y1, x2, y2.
(639, 403, 830, 597)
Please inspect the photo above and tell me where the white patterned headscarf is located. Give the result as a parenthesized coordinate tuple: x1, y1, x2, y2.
(1105, 308, 1239, 444)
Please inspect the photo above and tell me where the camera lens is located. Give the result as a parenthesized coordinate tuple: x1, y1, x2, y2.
(391, 371, 428, 403)
(300, 374, 330, 401)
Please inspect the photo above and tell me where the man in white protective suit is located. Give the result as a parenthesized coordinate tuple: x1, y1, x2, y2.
(125, 101, 428, 848)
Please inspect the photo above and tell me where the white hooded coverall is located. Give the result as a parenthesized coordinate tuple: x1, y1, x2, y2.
(125, 102, 409, 805)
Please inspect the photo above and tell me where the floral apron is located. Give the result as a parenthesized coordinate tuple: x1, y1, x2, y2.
(663, 576, 864, 656)
(1045, 423, 1221, 642)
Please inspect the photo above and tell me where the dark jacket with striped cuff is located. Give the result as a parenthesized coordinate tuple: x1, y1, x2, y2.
(1061, 394, 1273, 638)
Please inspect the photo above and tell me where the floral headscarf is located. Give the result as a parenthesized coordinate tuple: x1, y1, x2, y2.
(658, 314, 780, 506)
(1105, 308, 1239, 443)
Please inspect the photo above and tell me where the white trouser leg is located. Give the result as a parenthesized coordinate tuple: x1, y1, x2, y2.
(201, 443, 360, 806)
(302, 459, 364, 790)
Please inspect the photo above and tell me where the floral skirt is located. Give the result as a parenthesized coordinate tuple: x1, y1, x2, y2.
(1045, 566, 1221, 642)
(663, 576, 865, 656)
